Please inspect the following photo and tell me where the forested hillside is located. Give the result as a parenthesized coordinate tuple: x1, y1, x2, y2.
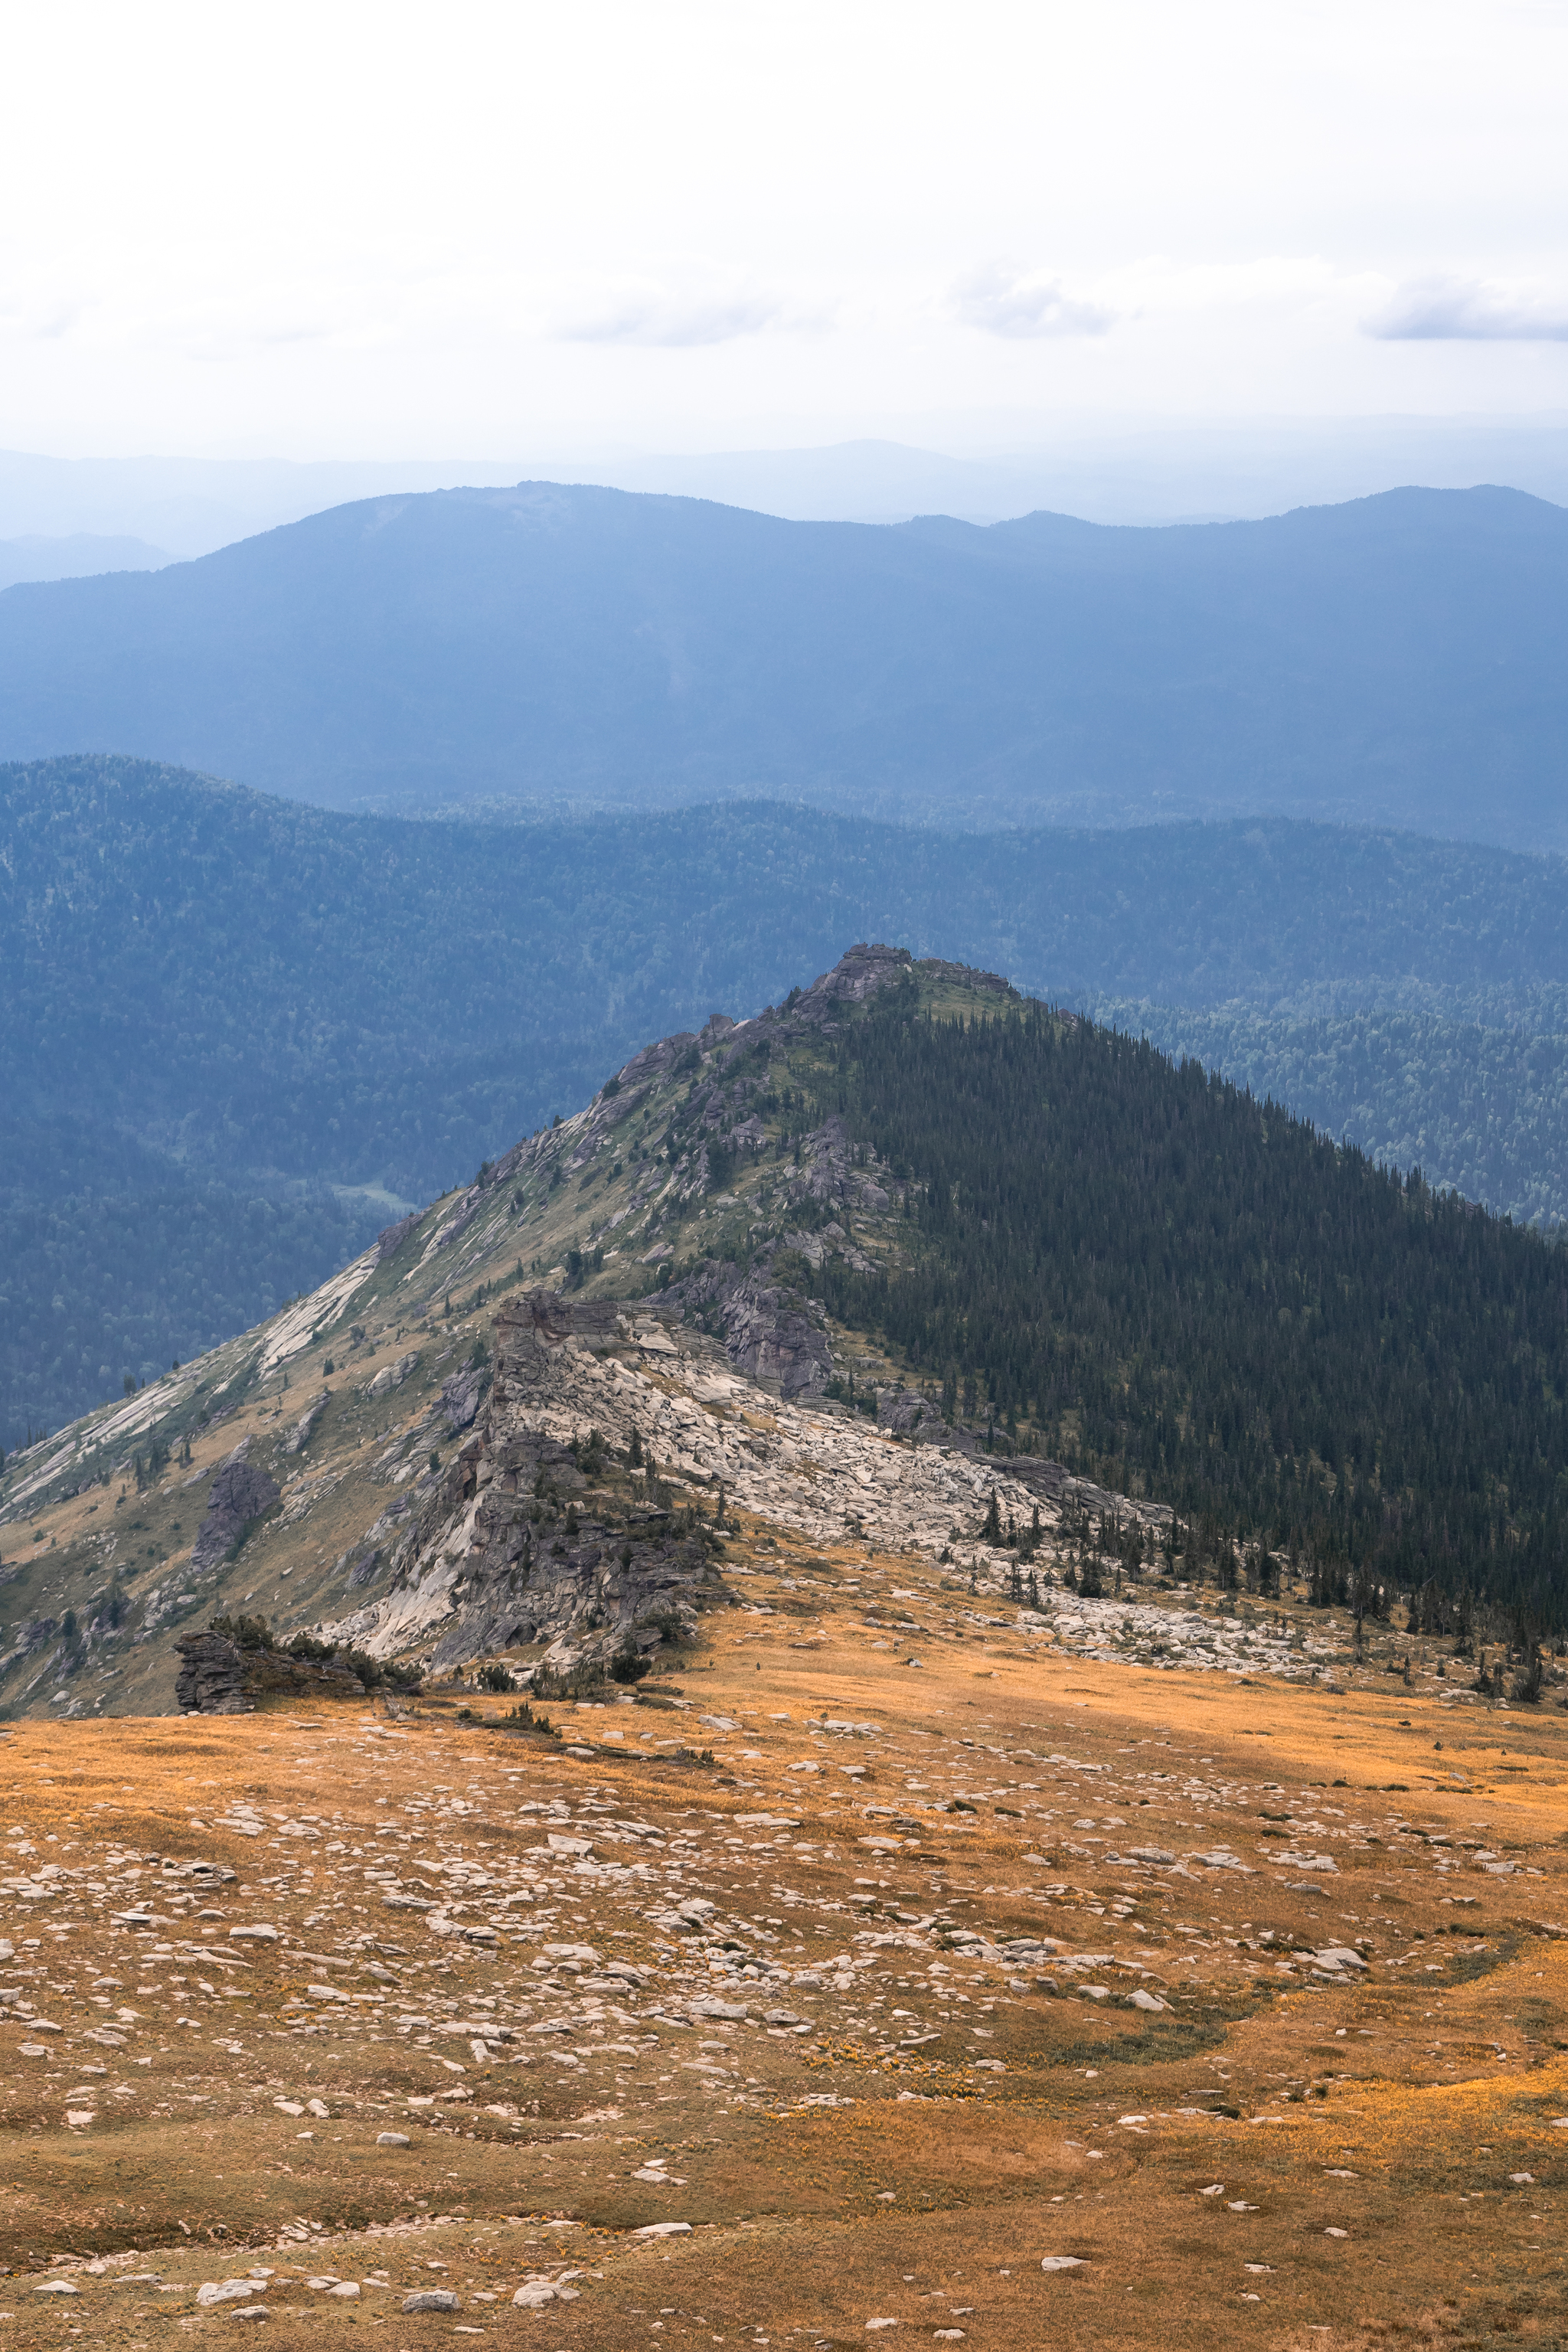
(12, 753, 1568, 1448)
(815, 986, 1568, 1622)
(2, 481, 1566, 844)
(1089, 1000, 1568, 1230)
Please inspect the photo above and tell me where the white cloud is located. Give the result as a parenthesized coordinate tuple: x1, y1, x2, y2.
(952, 267, 1118, 340)
(1365, 276, 1568, 341)
(555, 286, 786, 348)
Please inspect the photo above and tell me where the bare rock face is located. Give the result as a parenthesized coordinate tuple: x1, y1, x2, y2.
(322, 1290, 731, 1674)
(188, 1442, 282, 1575)
(374, 1211, 421, 1264)
(318, 1279, 1172, 1681)
(174, 1632, 251, 1713)
(440, 1361, 488, 1431)
(799, 941, 915, 1012)
(343, 1541, 386, 1589)
(665, 1259, 831, 1400)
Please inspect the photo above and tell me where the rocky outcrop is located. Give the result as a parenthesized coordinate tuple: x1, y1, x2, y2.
(174, 1630, 367, 1713)
(875, 1386, 934, 1437)
(665, 1258, 831, 1400)
(798, 941, 915, 1014)
(188, 1442, 282, 1575)
(282, 1387, 330, 1454)
(321, 1292, 733, 1673)
(344, 1542, 386, 1589)
(364, 1351, 419, 1400)
(319, 1281, 1179, 1686)
(173, 1632, 253, 1713)
(440, 1361, 488, 1431)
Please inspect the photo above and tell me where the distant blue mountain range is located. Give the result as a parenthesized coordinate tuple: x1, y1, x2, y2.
(0, 481, 1563, 847)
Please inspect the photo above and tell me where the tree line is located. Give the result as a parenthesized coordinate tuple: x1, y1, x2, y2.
(815, 988, 1568, 1625)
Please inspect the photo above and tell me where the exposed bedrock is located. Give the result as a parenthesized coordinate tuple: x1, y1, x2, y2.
(188, 1441, 282, 1575)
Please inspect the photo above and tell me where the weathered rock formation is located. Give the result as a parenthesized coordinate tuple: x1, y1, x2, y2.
(374, 1210, 422, 1263)
(440, 1360, 488, 1431)
(325, 1291, 729, 1677)
(188, 1442, 282, 1574)
(174, 1629, 368, 1713)
(665, 1258, 831, 1399)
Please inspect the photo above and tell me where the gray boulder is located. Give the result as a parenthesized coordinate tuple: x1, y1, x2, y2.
(365, 1351, 419, 1400)
(189, 1442, 281, 1574)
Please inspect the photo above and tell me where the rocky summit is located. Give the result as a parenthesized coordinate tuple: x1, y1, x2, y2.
(0, 945, 1165, 1720)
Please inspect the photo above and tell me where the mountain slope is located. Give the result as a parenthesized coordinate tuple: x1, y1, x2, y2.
(6, 946, 1568, 1730)
(1, 483, 1566, 841)
(16, 754, 1568, 1449)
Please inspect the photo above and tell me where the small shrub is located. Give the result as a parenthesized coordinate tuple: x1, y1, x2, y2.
(337, 1645, 385, 1688)
(501, 1701, 558, 1738)
(210, 1612, 272, 1651)
(640, 1605, 692, 1648)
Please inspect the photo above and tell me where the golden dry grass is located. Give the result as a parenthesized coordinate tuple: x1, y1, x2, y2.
(3, 1560, 1566, 2350)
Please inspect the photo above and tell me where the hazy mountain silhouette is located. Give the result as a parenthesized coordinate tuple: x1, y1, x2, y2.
(0, 481, 1563, 845)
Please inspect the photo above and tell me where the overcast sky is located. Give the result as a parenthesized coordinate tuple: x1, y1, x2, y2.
(5, 0, 1567, 459)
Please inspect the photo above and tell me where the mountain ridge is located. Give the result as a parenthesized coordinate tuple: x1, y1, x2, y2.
(6, 943, 1568, 1730)
(2, 482, 1566, 841)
